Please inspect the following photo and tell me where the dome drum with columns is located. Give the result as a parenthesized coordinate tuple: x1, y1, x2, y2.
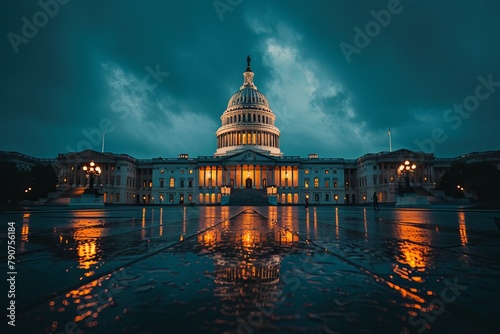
(215, 56, 282, 157)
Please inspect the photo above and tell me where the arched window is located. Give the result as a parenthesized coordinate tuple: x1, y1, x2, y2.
(238, 114, 241, 122)
(258, 114, 261, 122)
(314, 177, 319, 188)
(169, 177, 175, 188)
(253, 114, 256, 122)
(248, 113, 251, 122)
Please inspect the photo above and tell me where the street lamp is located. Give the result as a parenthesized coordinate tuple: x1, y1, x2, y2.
(82, 161, 101, 194)
(399, 160, 416, 189)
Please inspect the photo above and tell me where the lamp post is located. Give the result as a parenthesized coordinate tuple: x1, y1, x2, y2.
(398, 160, 416, 190)
(82, 161, 101, 194)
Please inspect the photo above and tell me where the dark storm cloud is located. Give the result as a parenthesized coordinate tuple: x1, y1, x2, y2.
(1, 0, 499, 159)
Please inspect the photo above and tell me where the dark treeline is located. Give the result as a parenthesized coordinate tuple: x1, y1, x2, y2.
(437, 162, 500, 200)
(0, 161, 57, 204)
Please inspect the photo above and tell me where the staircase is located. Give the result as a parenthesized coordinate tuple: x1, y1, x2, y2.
(43, 187, 86, 205)
(226, 188, 269, 206)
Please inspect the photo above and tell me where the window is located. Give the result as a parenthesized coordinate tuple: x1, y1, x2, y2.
(169, 177, 175, 188)
(169, 193, 174, 202)
(325, 170, 329, 174)
(325, 194, 330, 202)
(188, 179, 193, 188)
(304, 169, 309, 174)
(304, 179, 309, 188)
(314, 177, 319, 188)
(334, 182, 338, 188)
(324, 179, 330, 188)
(189, 169, 193, 174)
(180, 179, 185, 188)
(160, 179, 165, 188)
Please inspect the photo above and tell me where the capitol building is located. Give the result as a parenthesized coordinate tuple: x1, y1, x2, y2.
(4, 58, 500, 206)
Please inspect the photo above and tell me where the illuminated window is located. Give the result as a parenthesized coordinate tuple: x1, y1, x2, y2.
(314, 177, 319, 188)
(325, 170, 329, 174)
(304, 179, 309, 188)
(160, 169, 164, 173)
(169, 177, 175, 187)
(304, 169, 309, 174)
(189, 169, 193, 174)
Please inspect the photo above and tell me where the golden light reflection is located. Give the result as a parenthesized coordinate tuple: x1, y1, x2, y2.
(67, 220, 105, 270)
(267, 206, 277, 229)
(21, 213, 30, 242)
(275, 229, 299, 244)
(458, 212, 468, 245)
(71, 210, 106, 218)
(141, 208, 146, 240)
(198, 230, 219, 246)
(313, 207, 318, 240)
(220, 206, 229, 222)
(159, 207, 163, 238)
(392, 211, 432, 285)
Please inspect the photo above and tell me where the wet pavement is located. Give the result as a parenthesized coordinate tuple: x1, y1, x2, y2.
(2, 205, 500, 333)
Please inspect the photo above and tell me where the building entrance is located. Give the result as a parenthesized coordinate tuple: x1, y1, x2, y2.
(245, 178, 252, 189)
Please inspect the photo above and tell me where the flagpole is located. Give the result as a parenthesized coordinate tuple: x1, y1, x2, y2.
(102, 129, 106, 153)
(388, 128, 392, 152)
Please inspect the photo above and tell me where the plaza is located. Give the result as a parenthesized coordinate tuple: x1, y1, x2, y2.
(4, 205, 500, 333)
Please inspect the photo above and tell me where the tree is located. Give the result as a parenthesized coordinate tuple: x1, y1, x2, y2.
(0, 162, 57, 204)
(437, 162, 500, 200)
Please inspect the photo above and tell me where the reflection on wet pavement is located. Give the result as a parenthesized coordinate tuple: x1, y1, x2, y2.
(3, 206, 500, 333)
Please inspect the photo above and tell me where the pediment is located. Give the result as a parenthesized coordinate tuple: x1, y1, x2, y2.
(221, 149, 278, 163)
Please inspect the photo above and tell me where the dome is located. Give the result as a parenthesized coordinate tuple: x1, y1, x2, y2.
(227, 87, 270, 109)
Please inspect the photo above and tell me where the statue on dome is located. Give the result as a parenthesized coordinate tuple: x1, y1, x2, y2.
(247, 55, 251, 67)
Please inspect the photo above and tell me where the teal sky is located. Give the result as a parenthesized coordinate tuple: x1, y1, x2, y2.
(1, 0, 499, 159)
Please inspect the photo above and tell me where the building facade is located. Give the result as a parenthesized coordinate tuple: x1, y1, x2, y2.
(3, 59, 499, 205)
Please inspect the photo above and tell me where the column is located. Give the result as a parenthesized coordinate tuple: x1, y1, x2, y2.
(240, 165, 244, 188)
(253, 165, 256, 189)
